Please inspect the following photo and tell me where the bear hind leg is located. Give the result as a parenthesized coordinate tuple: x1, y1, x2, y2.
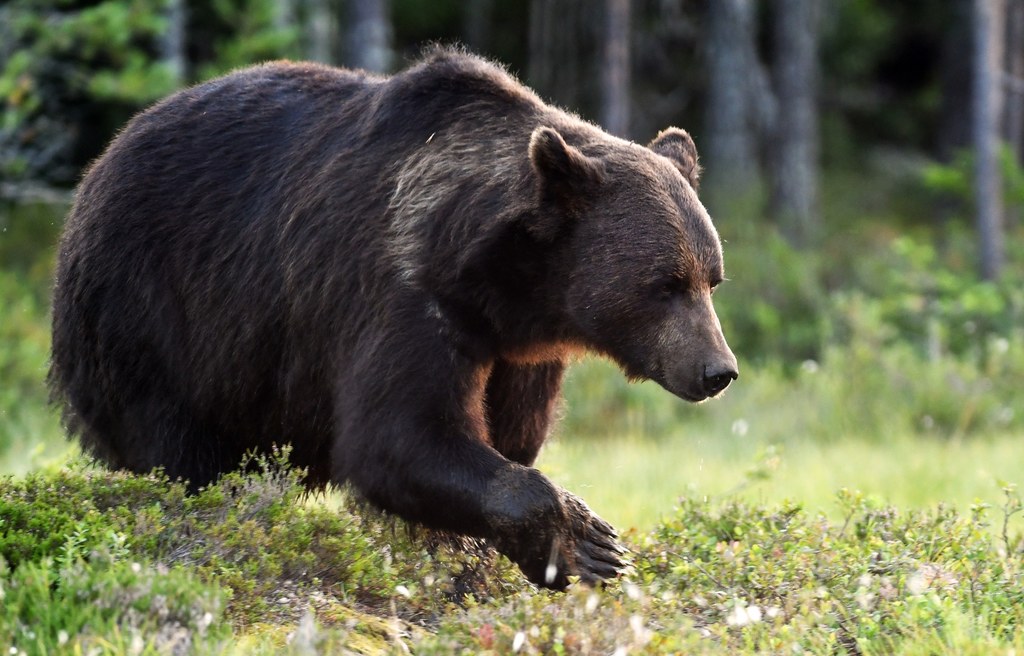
(104, 395, 228, 491)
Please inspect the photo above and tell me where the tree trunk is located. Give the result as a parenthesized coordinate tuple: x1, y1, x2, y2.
(601, 0, 631, 137)
(769, 0, 820, 248)
(464, 0, 495, 53)
(1004, 0, 1024, 162)
(306, 0, 336, 64)
(160, 0, 187, 85)
(703, 0, 759, 207)
(348, 0, 393, 73)
(938, 0, 975, 161)
(528, 0, 584, 109)
(973, 0, 1005, 280)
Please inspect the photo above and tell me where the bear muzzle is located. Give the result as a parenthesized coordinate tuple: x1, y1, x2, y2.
(702, 360, 739, 397)
(659, 345, 738, 402)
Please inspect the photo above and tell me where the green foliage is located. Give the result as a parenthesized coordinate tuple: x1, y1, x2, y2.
(0, 271, 55, 454)
(1, 457, 1020, 654)
(0, 203, 66, 470)
(0, 0, 300, 183)
(715, 225, 826, 363)
(191, 0, 299, 80)
(922, 146, 1024, 216)
(1, 554, 226, 656)
(0, 1, 179, 182)
(417, 490, 1024, 654)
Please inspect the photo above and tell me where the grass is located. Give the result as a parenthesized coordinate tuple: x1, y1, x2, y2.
(541, 430, 1024, 535)
(2, 457, 1022, 654)
(543, 355, 1024, 533)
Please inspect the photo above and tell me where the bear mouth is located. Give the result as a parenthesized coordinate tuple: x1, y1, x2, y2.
(637, 364, 710, 404)
(671, 386, 711, 404)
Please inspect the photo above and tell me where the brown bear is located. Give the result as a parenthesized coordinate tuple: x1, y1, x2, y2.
(49, 48, 737, 589)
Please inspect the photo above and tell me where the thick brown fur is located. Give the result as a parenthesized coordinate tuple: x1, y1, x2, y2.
(49, 47, 736, 589)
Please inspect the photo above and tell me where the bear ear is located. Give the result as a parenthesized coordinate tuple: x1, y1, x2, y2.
(529, 127, 605, 214)
(648, 127, 701, 190)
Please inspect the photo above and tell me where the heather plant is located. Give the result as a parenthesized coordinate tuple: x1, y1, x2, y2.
(417, 488, 1024, 655)
(1, 457, 1021, 654)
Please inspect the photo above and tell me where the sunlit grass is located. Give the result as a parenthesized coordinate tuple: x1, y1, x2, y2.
(546, 354, 1024, 535)
(0, 404, 70, 476)
(540, 430, 1024, 535)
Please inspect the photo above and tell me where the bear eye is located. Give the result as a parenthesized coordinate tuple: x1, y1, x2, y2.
(655, 276, 688, 301)
(710, 279, 723, 294)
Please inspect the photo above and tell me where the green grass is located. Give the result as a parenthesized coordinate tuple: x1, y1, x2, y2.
(3, 458, 1022, 654)
(545, 355, 1024, 533)
(541, 431, 1024, 535)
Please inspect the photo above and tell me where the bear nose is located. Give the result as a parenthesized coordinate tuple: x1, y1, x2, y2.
(702, 364, 738, 396)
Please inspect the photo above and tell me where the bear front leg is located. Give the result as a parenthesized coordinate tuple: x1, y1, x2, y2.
(484, 359, 565, 466)
(482, 464, 627, 588)
(334, 337, 626, 589)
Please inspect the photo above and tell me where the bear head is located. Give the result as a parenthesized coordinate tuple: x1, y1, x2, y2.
(529, 125, 738, 402)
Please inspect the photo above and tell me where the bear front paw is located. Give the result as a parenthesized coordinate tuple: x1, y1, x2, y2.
(496, 496, 629, 590)
(557, 490, 630, 587)
(483, 466, 629, 589)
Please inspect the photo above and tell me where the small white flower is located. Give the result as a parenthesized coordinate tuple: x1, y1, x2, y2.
(512, 631, 526, 652)
(57, 631, 69, 646)
(856, 589, 876, 610)
(585, 593, 600, 614)
(131, 562, 142, 574)
(630, 614, 652, 644)
(725, 601, 762, 627)
(731, 419, 749, 436)
(906, 570, 928, 596)
(544, 563, 558, 585)
(801, 359, 819, 374)
(395, 584, 411, 599)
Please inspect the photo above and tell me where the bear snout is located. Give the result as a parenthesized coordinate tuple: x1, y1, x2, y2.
(702, 361, 738, 397)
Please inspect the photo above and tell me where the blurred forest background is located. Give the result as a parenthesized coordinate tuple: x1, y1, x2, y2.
(1, 0, 1023, 528)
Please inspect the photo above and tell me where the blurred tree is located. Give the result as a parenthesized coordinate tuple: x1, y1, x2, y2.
(703, 0, 759, 210)
(161, 0, 187, 85)
(1006, 0, 1024, 163)
(629, 0, 702, 145)
(973, 0, 1005, 280)
(189, 0, 299, 79)
(305, 0, 338, 63)
(0, 0, 180, 186)
(938, 0, 974, 162)
(601, 0, 632, 137)
(529, 0, 600, 111)
(769, 0, 820, 247)
(1006, 0, 1024, 230)
(464, 0, 495, 53)
(348, 0, 394, 72)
